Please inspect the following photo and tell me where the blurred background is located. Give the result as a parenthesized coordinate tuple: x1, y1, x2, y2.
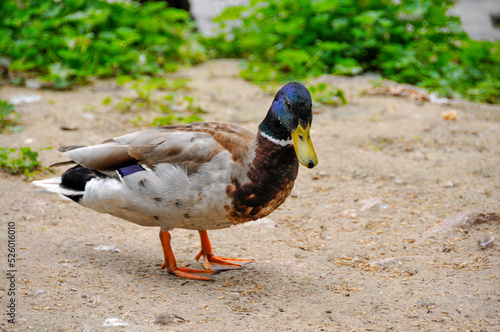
(1, 0, 498, 106)
(192, 0, 499, 40)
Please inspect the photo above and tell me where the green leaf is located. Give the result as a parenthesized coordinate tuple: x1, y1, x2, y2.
(333, 58, 363, 75)
(213, 6, 248, 22)
(102, 97, 112, 105)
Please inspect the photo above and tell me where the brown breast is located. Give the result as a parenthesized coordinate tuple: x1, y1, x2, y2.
(226, 134, 299, 224)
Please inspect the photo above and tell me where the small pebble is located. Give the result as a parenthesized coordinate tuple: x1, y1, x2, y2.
(28, 290, 46, 296)
(370, 256, 407, 267)
(60, 125, 79, 131)
(359, 198, 385, 211)
(443, 181, 455, 188)
(83, 112, 96, 120)
(312, 171, 327, 180)
(416, 300, 435, 307)
(320, 232, 332, 240)
(94, 245, 121, 252)
(441, 109, 457, 120)
(102, 318, 128, 327)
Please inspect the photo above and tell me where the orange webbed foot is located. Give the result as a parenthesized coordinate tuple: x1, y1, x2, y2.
(196, 230, 254, 271)
(164, 265, 216, 281)
(159, 230, 216, 281)
(195, 252, 254, 271)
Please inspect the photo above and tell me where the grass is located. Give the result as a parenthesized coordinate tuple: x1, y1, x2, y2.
(0, 100, 21, 133)
(0, 147, 51, 180)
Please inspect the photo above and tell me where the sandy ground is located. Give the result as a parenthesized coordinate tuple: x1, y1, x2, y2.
(0, 60, 499, 331)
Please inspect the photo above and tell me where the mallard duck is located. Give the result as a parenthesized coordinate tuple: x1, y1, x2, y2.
(34, 82, 318, 280)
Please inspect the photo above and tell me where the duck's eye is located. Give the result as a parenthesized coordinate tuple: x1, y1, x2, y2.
(285, 100, 291, 109)
(273, 120, 283, 131)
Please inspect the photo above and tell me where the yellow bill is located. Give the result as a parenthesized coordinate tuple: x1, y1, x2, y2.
(291, 124, 318, 168)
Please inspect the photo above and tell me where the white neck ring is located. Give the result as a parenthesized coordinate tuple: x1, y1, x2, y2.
(260, 131, 293, 146)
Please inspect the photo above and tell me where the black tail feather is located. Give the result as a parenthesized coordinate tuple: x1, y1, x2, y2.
(61, 165, 108, 192)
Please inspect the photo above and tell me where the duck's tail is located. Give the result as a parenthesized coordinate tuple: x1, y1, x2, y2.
(32, 176, 85, 202)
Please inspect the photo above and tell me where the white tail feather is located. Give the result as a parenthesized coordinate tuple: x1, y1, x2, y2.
(32, 177, 84, 196)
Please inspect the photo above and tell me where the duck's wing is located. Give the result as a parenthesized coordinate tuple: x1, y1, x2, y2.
(58, 122, 255, 174)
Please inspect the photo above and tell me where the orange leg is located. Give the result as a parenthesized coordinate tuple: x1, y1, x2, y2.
(159, 230, 216, 281)
(195, 230, 254, 271)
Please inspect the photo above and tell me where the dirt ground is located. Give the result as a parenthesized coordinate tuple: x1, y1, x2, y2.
(0, 60, 499, 331)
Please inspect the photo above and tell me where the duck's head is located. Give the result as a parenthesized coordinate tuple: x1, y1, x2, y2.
(259, 82, 318, 168)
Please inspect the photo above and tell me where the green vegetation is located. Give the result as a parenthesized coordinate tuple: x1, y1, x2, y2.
(0, 0, 205, 88)
(152, 93, 204, 126)
(0, 147, 51, 180)
(151, 113, 203, 126)
(114, 76, 190, 112)
(210, 0, 500, 103)
(106, 76, 204, 125)
(0, 100, 21, 133)
(1, 0, 498, 104)
(308, 82, 347, 106)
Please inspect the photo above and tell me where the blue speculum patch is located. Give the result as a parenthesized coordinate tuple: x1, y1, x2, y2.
(118, 164, 144, 177)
